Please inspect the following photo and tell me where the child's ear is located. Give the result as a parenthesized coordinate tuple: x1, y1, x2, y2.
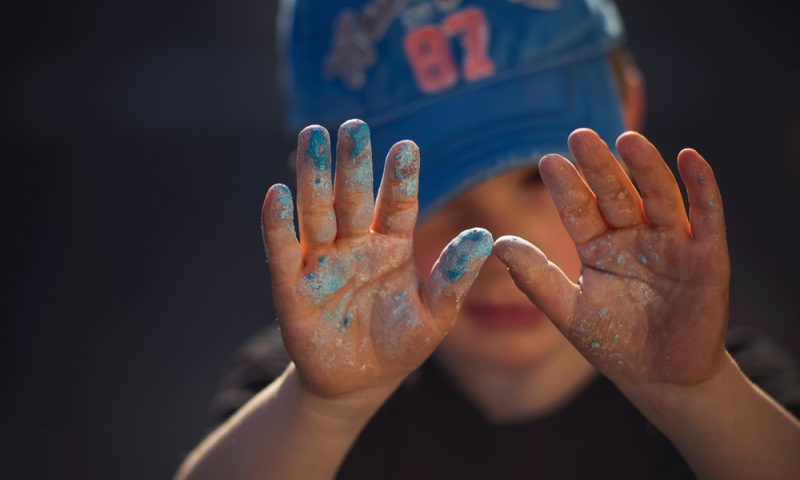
(622, 67, 646, 132)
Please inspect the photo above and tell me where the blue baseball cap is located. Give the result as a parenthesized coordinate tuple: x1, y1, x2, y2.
(279, 0, 626, 222)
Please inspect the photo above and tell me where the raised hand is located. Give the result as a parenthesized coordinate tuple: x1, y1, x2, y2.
(262, 121, 492, 398)
(495, 129, 730, 390)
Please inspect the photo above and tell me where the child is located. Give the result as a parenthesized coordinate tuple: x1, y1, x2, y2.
(176, 1, 800, 479)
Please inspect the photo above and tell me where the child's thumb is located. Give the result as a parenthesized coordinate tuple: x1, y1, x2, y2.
(493, 236, 577, 332)
(422, 228, 493, 332)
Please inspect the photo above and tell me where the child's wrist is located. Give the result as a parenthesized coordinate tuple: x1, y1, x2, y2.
(287, 364, 399, 427)
(616, 352, 740, 422)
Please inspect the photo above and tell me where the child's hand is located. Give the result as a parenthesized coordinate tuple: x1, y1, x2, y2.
(262, 121, 492, 399)
(495, 129, 730, 392)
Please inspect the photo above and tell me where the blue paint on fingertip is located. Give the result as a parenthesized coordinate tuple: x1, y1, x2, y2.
(306, 127, 330, 171)
(443, 228, 493, 282)
(345, 121, 371, 159)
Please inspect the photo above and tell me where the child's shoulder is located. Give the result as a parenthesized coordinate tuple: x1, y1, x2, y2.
(211, 325, 800, 426)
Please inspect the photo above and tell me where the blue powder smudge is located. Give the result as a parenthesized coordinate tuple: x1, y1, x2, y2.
(617, 251, 630, 263)
(275, 185, 293, 220)
(591, 342, 600, 349)
(343, 318, 350, 326)
(708, 201, 714, 206)
(699, 176, 706, 184)
(346, 121, 371, 159)
(618, 360, 623, 364)
(618, 324, 622, 329)
(393, 143, 418, 196)
(442, 228, 493, 282)
(303, 273, 316, 281)
(653, 253, 660, 260)
(351, 162, 372, 187)
(599, 308, 609, 318)
(614, 334, 619, 340)
(446, 256, 469, 282)
(638, 254, 647, 264)
(315, 178, 321, 184)
(306, 127, 330, 171)
(394, 290, 407, 300)
(319, 257, 326, 265)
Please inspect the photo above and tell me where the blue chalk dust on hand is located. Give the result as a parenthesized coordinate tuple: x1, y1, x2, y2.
(441, 228, 493, 282)
(637, 254, 647, 264)
(345, 121, 371, 159)
(306, 127, 330, 172)
(274, 185, 294, 220)
(393, 143, 418, 196)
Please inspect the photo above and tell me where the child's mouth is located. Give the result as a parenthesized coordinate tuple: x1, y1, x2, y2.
(464, 304, 547, 328)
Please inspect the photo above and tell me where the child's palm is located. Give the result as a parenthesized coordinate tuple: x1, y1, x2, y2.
(497, 130, 729, 388)
(263, 122, 492, 398)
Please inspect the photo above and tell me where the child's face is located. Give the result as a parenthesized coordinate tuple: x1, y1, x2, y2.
(414, 165, 581, 368)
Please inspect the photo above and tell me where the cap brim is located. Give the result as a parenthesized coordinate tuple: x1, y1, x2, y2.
(365, 53, 624, 224)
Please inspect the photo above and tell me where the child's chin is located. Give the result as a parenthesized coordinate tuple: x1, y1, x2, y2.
(442, 318, 567, 369)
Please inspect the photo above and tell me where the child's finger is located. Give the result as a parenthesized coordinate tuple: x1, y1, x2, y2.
(334, 120, 374, 238)
(677, 149, 726, 242)
(616, 132, 690, 232)
(261, 184, 303, 286)
(539, 154, 609, 244)
(568, 129, 647, 228)
(372, 141, 420, 236)
(297, 126, 337, 253)
(493, 236, 577, 332)
(422, 228, 493, 332)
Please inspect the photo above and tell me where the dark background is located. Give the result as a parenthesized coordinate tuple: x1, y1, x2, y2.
(4, 1, 800, 479)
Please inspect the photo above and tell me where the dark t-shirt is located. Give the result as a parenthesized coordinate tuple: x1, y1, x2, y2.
(212, 327, 800, 480)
